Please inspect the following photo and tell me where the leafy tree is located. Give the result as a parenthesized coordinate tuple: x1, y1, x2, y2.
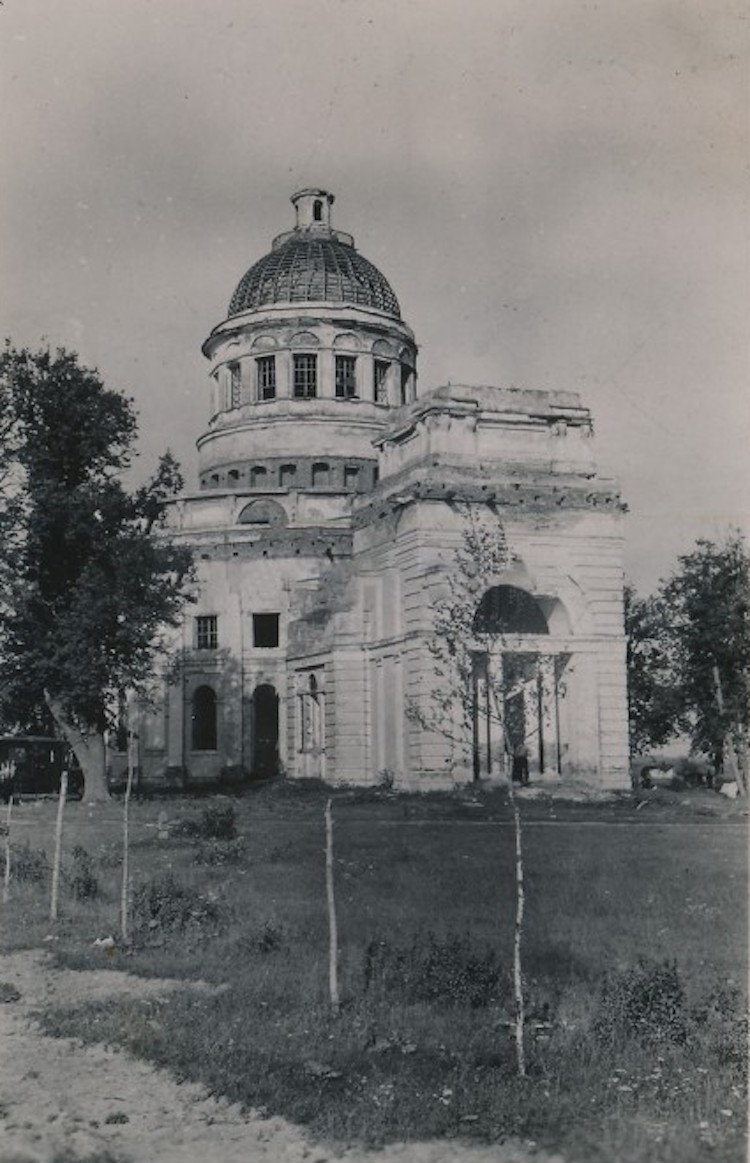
(625, 532, 749, 782)
(0, 344, 194, 800)
(624, 584, 685, 755)
(662, 532, 749, 779)
(407, 506, 528, 1076)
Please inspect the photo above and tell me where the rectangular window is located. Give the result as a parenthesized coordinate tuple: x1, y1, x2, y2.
(400, 365, 411, 405)
(344, 465, 359, 489)
(335, 355, 357, 398)
(374, 359, 389, 403)
(195, 615, 218, 650)
(256, 355, 276, 400)
(229, 362, 241, 408)
(293, 354, 317, 398)
(253, 613, 279, 648)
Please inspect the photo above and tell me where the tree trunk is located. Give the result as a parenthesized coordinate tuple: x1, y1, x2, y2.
(121, 714, 136, 943)
(44, 693, 110, 802)
(325, 798, 340, 1016)
(50, 769, 68, 921)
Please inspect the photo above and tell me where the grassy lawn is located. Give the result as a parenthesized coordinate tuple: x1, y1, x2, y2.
(1, 782, 747, 1162)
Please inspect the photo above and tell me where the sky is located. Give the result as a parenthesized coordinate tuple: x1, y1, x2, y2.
(1, 0, 747, 591)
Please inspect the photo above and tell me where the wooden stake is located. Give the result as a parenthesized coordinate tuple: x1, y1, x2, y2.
(325, 798, 340, 1015)
(50, 768, 68, 921)
(121, 711, 136, 943)
(3, 793, 12, 904)
(508, 776, 526, 1077)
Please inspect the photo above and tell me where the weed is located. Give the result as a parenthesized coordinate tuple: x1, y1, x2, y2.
(131, 873, 225, 939)
(364, 932, 507, 1009)
(593, 959, 688, 1048)
(10, 842, 48, 883)
(174, 803, 238, 841)
(68, 845, 99, 901)
(193, 837, 246, 866)
(236, 920, 286, 955)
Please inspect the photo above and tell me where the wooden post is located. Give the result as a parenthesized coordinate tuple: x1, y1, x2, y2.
(3, 793, 12, 904)
(325, 798, 340, 1015)
(50, 768, 68, 921)
(509, 776, 526, 1077)
(121, 702, 136, 943)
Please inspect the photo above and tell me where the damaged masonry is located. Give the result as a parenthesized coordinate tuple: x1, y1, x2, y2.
(109, 188, 629, 791)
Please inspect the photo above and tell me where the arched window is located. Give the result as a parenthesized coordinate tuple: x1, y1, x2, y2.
(250, 465, 267, 488)
(313, 199, 323, 222)
(473, 586, 549, 636)
(238, 499, 287, 526)
(191, 685, 217, 751)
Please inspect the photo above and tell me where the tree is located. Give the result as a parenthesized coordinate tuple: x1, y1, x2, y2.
(0, 344, 194, 800)
(408, 506, 528, 1076)
(662, 532, 749, 781)
(624, 584, 685, 755)
(625, 532, 749, 783)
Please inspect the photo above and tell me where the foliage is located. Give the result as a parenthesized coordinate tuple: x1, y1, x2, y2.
(0, 344, 194, 742)
(662, 532, 749, 770)
(68, 844, 100, 901)
(410, 505, 512, 749)
(9, 842, 48, 883)
(625, 531, 749, 769)
(131, 872, 225, 938)
(364, 931, 507, 1009)
(624, 585, 685, 755)
(174, 803, 238, 841)
(594, 959, 688, 1048)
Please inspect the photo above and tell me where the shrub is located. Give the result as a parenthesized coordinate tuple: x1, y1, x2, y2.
(131, 873, 225, 938)
(193, 837, 246, 866)
(10, 842, 49, 883)
(174, 804, 238, 841)
(593, 958, 687, 1048)
(691, 978, 749, 1078)
(364, 932, 506, 1008)
(69, 845, 100, 901)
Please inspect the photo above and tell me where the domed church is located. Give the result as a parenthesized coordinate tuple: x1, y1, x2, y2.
(114, 189, 629, 790)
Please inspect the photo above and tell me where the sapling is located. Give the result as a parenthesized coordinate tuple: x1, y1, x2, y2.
(120, 699, 137, 943)
(50, 766, 68, 921)
(325, 798, 340, 1015)
(2, 763, 14, 904)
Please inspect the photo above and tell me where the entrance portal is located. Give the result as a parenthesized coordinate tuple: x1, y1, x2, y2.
(252, 683, 279, 777)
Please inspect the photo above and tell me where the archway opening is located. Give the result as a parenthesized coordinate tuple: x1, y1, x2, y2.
(252, 683, 279, 778)
(191, 685, 217, 751)
(471, 586, 568, 782)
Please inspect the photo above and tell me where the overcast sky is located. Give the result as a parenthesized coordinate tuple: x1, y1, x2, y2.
(1, 0, 747, 590)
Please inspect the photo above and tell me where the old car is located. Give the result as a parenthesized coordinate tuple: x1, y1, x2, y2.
(0, 736, 85, 801)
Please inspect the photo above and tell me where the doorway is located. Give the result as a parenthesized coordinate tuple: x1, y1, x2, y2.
(252, 684, 279, 777)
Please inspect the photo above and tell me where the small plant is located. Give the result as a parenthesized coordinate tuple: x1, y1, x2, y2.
(364, 932, 506, 1009)
(193, 837, 246, 866)
(131, 873, 225, 938)
(69, 844, 100, 900)
(593, 958, 688, 1048)
(11, 842, 49, 883)
(174, 803, 238, 841)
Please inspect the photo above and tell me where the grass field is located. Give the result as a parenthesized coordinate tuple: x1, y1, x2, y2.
(1, 782, 747, 1162)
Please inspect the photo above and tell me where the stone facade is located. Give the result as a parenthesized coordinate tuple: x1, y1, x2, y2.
(109, 189, 629, 791)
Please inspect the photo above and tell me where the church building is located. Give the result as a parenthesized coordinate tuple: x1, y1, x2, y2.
(115, 189, 630, 790)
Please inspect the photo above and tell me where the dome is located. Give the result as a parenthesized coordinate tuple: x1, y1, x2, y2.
(228, 189, 401, 320)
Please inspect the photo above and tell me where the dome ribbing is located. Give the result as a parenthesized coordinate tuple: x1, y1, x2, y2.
(227, 189, 401, 319)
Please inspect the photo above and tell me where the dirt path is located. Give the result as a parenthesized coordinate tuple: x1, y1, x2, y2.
(0, 950, 565, 1163)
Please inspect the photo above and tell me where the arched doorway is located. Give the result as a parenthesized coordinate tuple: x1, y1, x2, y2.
(471, 586, 567, 781)
(191, 685, 217, 752)
(252, 684, 279, 777)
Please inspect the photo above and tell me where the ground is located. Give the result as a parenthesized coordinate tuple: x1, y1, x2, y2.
(0, 781, 746, 1163)
(0, 949, 560, 1163)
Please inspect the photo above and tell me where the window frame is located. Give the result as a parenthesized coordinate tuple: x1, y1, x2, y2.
(293, 353, 317, 399)
(256, 355, 276, 401)
(374, 359, 389, 404)
(335, 354, 357, 399)
(195, 614, 218, 651)
(229, 362, 242, 409)
(253, 612, 280, 649)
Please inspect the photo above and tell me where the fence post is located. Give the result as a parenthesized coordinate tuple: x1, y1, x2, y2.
(325, 798, 340, 1015)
